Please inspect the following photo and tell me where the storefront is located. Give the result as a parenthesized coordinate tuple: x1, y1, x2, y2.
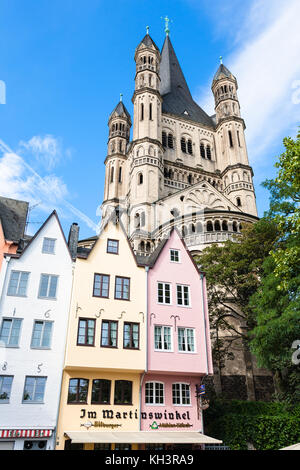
(0, 429, 54, 451)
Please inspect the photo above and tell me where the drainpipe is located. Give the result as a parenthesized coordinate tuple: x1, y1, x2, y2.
(200, 272, 209, 435)
(139, 266, 149, 431)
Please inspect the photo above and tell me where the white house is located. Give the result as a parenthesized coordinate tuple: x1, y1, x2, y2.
(0, 211, 77, 450)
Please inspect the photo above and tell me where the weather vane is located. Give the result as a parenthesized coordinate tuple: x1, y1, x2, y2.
(161, 16, 173, 36)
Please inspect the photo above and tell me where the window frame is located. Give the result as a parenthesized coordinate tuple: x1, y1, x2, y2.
(114, 380, 133, 405)
(123, 322, 140, 350)
(67, 378, 89, 404)
(7, 270, 30, 297)
(42, 237, 56, 255)
(154, 325, 173, 352)
(0, 318, 23, 348)
(172, 382, 191, 406)
(0, 375, 14, 403)
(107, 239, 119, 255)
(91, 379, 111, 405)
(76, 318, 96, 347)
(114, 276, 130, 301)
(178, 327, 196, 353)
(30, 320, 53, 349)
(93, 273, 110, 298)
(157, 281, 172, 305)
(22, 376, 47, 404)
(170, 249, 180, 263)
(176, 284, 191, 307)
(38, 274, 59, 300)
(100, 320, 118, 349)
(145, 381, 165, 406)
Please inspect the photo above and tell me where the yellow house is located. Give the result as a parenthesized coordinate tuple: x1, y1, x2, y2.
(55, 218, 147, 450)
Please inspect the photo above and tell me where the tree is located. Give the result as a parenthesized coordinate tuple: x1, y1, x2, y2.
(194, 219, 278, 369)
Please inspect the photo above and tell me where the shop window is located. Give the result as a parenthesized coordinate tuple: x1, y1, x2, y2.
(64, 440, 84, 450)
(123, 322, 139, 349)
(67, 378, 89, 404)
(115, 444, 132, 450)
(94, 443, 111, 450)
(91, 379, 111, 404)
(77, 318, 95, 346)
(93, 274, 110, 298)
(114, 380, 132, 405)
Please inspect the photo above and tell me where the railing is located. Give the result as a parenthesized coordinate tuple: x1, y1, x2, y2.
(183, 231, 238, 247)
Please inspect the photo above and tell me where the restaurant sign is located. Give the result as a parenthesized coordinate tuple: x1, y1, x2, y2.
(0, 429, 52, 439)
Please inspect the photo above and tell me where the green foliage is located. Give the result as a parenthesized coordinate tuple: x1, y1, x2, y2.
(205, 399, 300, 450)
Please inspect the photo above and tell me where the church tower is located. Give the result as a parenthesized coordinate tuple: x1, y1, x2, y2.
(212, 60, 258, 217)
(128, 31, 164, 251)
(102, 98, 131, 220)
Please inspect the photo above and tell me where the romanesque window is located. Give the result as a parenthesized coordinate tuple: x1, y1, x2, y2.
(214, 221, 221, 231)
(207, 221, 213, 232)
(168, 133, 174, 149)
(181, 137, 187, 153)
(188, 174, 193, 184)
(138, 172, 143, 185)
(228, 130, 234, 148)
(118, 167, 122, 183)
(162, 131, 167, 147)
(236, 197, 241, 207)
(141, 103, 144, 121)
(187, 139, 193, 155)
(200, 143, 206, 159)
(233, 221, 238, 232)
(222, 221, 228, 231)
(206, 145, 212, 160)
(110, 166, 114, 183)
(237, 131, 241, 147)
(149, 103, 153, 120)
(196, 222, 203, 233)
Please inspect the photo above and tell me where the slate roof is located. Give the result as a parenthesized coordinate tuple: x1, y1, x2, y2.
(109, 100, 131, 123)
(160, 36, 215, 128)
(212, 63, 236, 84)
(137, 33, 160, 52)
(0, 196, 29, 243)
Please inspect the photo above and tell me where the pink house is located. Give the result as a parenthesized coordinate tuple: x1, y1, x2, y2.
(141, 229, 213, 441)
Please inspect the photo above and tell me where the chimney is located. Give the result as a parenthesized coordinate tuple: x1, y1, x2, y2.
(68, 223, 79, 261)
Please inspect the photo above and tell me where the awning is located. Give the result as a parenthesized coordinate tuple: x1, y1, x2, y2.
(65, 431, 222, 445)
(280, 443, 300, 450)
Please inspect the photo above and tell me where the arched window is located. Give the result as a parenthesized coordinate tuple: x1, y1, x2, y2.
(138, 173, 143, 185)
(228, 130, 233, 148)
(236, 197, 241, 207)
(181, 137, 187, 153)
(188, 174, 193, 184)
(149, 75, 152, 86)
(187, 139, 193, 155)
(140, 241, 145, 251)
(118, 167, 122, 183)
(146, 242, 151, 253)
(206, 145, 212, 160)
(222, 221, 228, 231)
(189, 224, 195, 234)
(168, 133, 174, 149)
(239, 224, 243, 232)
(200, 143, 206, 159)
(162, 131, 167, 148)
(196, 222, 202, 233)
(207, 221, 213, 232)
(233, 221, 238, 232)
(135, 213, 141, 229)
(140, 103, 144, 121)
(149, 103, 152, 120)
(214, 221, 221, 231)
(119, 141, 123, 152)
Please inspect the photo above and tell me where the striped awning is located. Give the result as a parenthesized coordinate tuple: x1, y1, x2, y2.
(65, 431, 222, 444)
(0, 429, 53, 439)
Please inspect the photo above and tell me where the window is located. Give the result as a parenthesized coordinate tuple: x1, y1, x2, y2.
(91, 379, 111, 404)
(206, 145, 212, 160)
(187, 139, 193, 155)
(141, 103, 144, 121)
(0, 318, 22, 347)
(237, 131, 241, 147)
(178, 328, 195, 352)
(67, 378, 89, 404)
(77, 319, 95, 346)
(170, 249, 180, 263)
(200, 143, 206, 159)
(95, 444, 111, 450)
(31, 321, 53, 349)
(93, 274, 110, 298)
(0, 376, 13, 403)
(149, 103, 152, 120)
(118, 167, 122, 183)
(101, 320, 118, 348)
(115, 276, 130, 301)
(7, 271, 29, 297)
(115, 444, 132, 450)
(110, 166, 114, 183)
(236, 197, 241, 207)
(138, 173, 143, 185)
(168, 133, 174, 149)
(172, 383, 191, 405)
(23, 376, 47, 403)
(123, 323, 139, 349)
(107, 239, 119, 254)
(42, 238, 56, 254)
(38, 274, 58, 299)
(157, 282, 171, 304)
(177, 285, 190, 307)
(181, 137, 187, 153)
(114, 380, 132, 405)
(145, 382, 164, 405)
(228, 130, 234, 148)
(154, 326, 172, 351)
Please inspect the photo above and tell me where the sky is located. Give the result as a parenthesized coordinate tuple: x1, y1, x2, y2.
(0, 0, 299, 240)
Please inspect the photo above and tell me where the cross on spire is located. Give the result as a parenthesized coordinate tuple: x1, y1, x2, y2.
(162, 15, 172, 36)
(146, 25, 149, 35)
(120, 93, 123, 102)
(219, 56, 223, 65)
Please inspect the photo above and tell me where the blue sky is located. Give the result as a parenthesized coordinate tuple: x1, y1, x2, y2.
(0, 0, 299, 240)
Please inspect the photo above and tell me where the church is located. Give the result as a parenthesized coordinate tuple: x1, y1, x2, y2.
(98, 26, 259, 256)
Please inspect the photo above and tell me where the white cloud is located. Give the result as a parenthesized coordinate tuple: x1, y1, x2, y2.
(19, 134, 71, 171)
(0, 138, 98, 234)
(198, 0, 300, 164)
